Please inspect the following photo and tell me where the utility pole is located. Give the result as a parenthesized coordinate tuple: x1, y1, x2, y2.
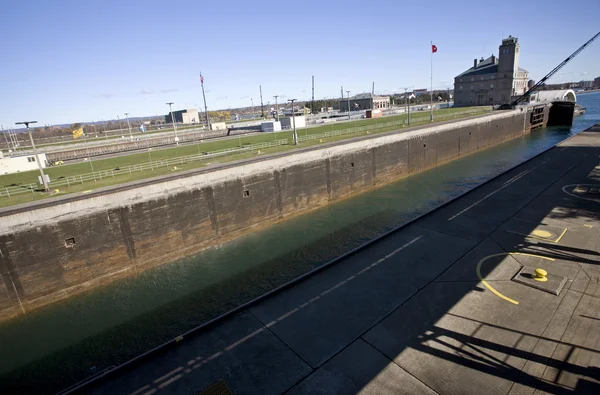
(1, 126, 10, 150)
(9, 128, 19, 150)
(124, 113, 132, 140)
(166, 102, 178, 144)
(251, 98, 255, 120)
(117, 115, 123, 134)
(346, 90, 351, 120)
(323, 97, 327, 113)
(15, 121, 48, 192)
(259, 85, 264, 118)
(273, 95, 279, 121)
(404, 88, 411, 125)
(447, 88, 450, 108)
(311, 75, 315, 114)
(288, 99, 298, 145)
(200, 72, 210, 129)
(371, 81, 375, 109)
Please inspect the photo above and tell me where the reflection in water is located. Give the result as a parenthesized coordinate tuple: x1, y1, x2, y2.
(0, 92, 598, 393)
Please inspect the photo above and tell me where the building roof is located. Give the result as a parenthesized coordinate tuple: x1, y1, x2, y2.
(456, 50, 529, 80)
(531, 89, 576, 103)
(456, 64, 498, 78)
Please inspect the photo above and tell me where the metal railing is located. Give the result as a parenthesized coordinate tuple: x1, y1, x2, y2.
(0, 109, 487, 199)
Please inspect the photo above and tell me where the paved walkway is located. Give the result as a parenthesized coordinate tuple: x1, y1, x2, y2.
(85, 124, 600, 395)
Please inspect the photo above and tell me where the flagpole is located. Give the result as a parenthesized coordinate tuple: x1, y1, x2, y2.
(82, 128, 95, 177)
(430, 41, 433, 122)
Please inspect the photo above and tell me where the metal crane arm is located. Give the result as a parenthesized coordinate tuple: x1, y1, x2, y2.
(511, 31, 600, 107)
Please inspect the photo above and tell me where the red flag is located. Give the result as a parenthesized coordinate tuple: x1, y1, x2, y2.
(432, 44, 438, 53)
(200, 74, 204, 84)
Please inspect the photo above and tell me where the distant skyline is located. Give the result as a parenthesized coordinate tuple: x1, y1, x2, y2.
(1, 0, 599, 127)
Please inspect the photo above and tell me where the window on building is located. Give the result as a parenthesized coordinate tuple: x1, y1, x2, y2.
(490, 84, 494, 89)
(471, 77, 474, 81)
(480, 77, 484, 81)
(491, 75, 494, 79)
(27, 157, 35, 162)
(459, 86, 463, 91)
(470, 86, 474, 90)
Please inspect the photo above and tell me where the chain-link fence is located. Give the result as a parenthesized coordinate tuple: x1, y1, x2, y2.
(0, 109, 487, 198)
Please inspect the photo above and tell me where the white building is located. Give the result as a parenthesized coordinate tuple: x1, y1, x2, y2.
(0, 152, 48, 175)
(261, 121, 282, 132)
(280, 116, 306, 129)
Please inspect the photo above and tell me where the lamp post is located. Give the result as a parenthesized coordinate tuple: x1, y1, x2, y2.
(346, 90, 351, 120)
(166, 102, 178, 144)
(288, 98, 298, 145)
(273, 95, 279, 121)
(15, 121, 48, 192)
(251, 98, 255, 120)
(124, 113, 133, 140)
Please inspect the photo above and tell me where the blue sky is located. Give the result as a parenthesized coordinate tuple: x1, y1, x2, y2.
(1, 0, 599, 127)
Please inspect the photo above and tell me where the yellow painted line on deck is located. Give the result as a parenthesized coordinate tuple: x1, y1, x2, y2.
(476, 252, 555, 305)
(554, 228, 568, 244)
(505, 228, 567, 244)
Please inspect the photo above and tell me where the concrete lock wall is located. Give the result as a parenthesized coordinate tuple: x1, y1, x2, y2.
(0, 109, 533, 322)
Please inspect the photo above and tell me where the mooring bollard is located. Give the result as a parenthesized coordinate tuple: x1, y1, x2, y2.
(534, 268, 548, 282)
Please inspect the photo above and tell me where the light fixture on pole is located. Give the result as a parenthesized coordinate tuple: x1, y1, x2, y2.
(288, 98, 298, 145)
(124, 113, 133, 140)
(15, 121, 49, 192)
(166, 102, 178, 144)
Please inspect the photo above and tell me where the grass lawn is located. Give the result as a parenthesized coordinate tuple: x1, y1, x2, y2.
(0, 107, 490, 208)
